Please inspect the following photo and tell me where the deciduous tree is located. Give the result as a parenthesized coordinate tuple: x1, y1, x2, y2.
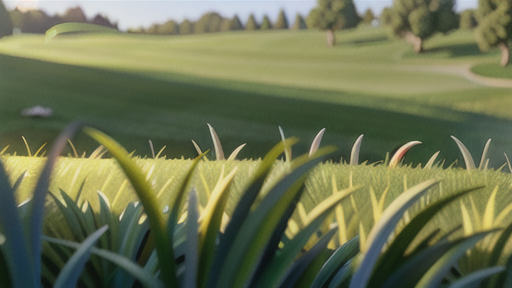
(179, 19, 194, 35)
(362, 8, 375, 24)
(459, 9, 478, 30)
(475, 0, 511, 66)
(307, 0, 360, 47)
(194, 12, 224, 33)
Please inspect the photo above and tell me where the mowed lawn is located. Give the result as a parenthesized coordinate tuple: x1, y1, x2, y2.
(0, 28, 511, 165)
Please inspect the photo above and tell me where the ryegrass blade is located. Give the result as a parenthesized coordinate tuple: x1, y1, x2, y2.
(451, 136, 476, 170)
(278, 126, 292, 162)
(350, 179, 439, 288)
(461, 201, 473, 235)
(53, 225, 108, 288)
(305, 186, 361, 225)
(28, 121, 83, 283)
(0, 145, 9, 155)
(448, 266, 505, 288)
(207, 123, 225, 160)
(184, 189, 199, 288)
(479, 139, 492, 170)
(33, 143, 47, 157)
(89, 145, 104, 159)
(67, 139, 78, 158)
(483, 186, 499, 229)
(0, 161, 37, 288)
(309, 128, 326, 157)
(84, 127, 177, 287)
(11, 171, 26, 194)
(425, 151, 440, 169)
(328, 259, 353, 288)
(148, 140, 155, 159)
(415, 230, 498, 288)
(388, 141, 422, 168)
(489, 222, 512, 266)
(155, 145, 166, 159)
(505, 153, 512, 174)
(310, 236, 359, 288)
(350, 134, 364, 166)
(227, 143, 246, 161)
(21, 136, 32, 157)
(191, 139, 202, 155)
(41, 235, 163, 288)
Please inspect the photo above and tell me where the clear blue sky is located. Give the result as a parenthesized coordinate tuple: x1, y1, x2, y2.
(4, 0, 478, 31)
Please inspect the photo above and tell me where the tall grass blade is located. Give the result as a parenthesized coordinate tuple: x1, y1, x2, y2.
(155, 145, 166, 159)
(0, 162, 37, 288)
(89, 145, 104, 159)
(505, 153, 512, 174)
(448, 266, 505, 288)
(148, 140, 155, 159)
(349, 179, 439, 288)
(0, 145, 9, 155)
(28, 121, 83, 283)
(309, 128, 326, 157)
(208, 123, 225, 160)
(479, 139, 492, 170)
(184, 189, 199, 288)
(53, 225, 108, 288)
(425, 151, 440, 169)
(191, 139, 202, 155)
(84, 127, 177, 287)
(388, 141, 422, 168)
(278, 126, 292, 162)
(21, 136, 32, 157)
(350, 134, 364, 166)
(451, 136, 476, 170)
(228, 143, 246, 161)
(34, 143, 47, 157)
(67, 139, 78, 158)
(415, 230, 497, 288)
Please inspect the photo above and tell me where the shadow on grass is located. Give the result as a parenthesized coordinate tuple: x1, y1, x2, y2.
(403, 43, 498, 59)
(1, 54, 511, 167)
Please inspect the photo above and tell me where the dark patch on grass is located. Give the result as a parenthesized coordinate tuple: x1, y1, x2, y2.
(471, 63, 512, 79)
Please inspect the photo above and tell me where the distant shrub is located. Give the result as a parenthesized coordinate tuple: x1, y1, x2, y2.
(261, 14, 273, 30)
(179, 19, 194, 35)
(194, 12, 224, 34)
(292, 13, 307, 30)
(246, 14, 259, 30)
(274, 9, 289, 29)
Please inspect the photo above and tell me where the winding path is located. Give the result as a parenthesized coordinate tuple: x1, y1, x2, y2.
(424, 64, 512, 88)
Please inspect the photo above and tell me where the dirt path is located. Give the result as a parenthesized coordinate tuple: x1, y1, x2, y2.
(422, 64, 512, 88)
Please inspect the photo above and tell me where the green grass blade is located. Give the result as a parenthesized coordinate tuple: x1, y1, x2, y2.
(53, 225, 108, 288)
(42, 235, 163, 288)
(278, 126, 292, 162)
(448, 266, 505, 288)
(310, 236, 360, 288)
(28, 121, 83, 283)
(184, 189, 199, 288)
(479, 139, 492, 170)
(279, 228, 337, 288)
(0, 161, 37, 288)
(489, 222, 512, 267)
(350, 134, 364, 166)
(11, 171, 26, 194)
(349, 179, 439, 288)
(327, 259, 353, 288)
(369, 186, 482, 287)
(46, 22, 118, 40)
(451, 136, 476, 170)
(84, 127, 177, 287)
(309, 128, 326, 157)
(415, 230, 498, 288)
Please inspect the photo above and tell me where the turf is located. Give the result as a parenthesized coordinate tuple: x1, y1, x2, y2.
(471, 63, 512, 79)
(0, 28, 510, 166)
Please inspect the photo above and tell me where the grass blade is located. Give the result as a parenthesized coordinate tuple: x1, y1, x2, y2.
(448, 266, 505, 288)
(278, 126, 292, 162)
(479, 139, 492, 170)
(184, 189, 200, 288)
(349, 179, 439, 288)
(207, 123, 225, 160)
(53, 225, 108, 288)
(309, 128, 326, 157)
(451, 136, 476, 170)
(505, 153, 511, 174)
(227, 143, 246, 161)
(388, 141, 422, 168)
(148, 140, 155, 159)
(191, 139, 202, 155)
(84, 127, 177, 287)
(350, 134, 364, 166)
(425, 151, 440, 169)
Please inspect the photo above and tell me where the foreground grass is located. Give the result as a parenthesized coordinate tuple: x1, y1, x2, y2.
(0, 28, 510, 165)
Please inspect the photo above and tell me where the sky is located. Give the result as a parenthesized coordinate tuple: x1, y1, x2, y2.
(4, 0, 479, 31)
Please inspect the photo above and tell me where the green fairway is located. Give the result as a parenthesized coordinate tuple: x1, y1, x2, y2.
(0, 28, 510, 166)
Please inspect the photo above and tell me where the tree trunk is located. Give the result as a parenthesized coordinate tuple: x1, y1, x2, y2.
(326, 29, 335, 47)
(499, 42, 510, 67)
(404, 32, 423, 53)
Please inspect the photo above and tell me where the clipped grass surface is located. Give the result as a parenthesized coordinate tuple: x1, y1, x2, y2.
(0, 28, 511, 166)
(471, 63, 512, 79)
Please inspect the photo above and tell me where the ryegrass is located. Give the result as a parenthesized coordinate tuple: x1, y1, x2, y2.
(0, 28, 511, 165)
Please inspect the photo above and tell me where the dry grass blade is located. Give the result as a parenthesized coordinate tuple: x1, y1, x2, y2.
(478, 139, 491, 170)
(89, 145, 104, 159)
(227, 143, 246, 161)
(191, 139, 202, 155)
(350, 134, 364, 166)
(22, 136, 32, 157)
(505, 153, 511, 174)
(388, 141, 422, 168)
(451, 136, 476, 170)
(67, 139, 78, 158)
(207, 123, 225, 160)
(279, 126, 292, 162)
(309, 128, 326, 157)
(425, 151, 440, 169)
(0, 145, 9, 155)
(148, 140, 155, 159)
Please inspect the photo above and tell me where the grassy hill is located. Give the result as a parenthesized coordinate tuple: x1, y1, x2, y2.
(0, 28, 510, 166)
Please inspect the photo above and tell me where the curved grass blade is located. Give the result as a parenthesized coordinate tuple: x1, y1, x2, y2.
(309, 128, 326, 157)
(425, 151, 440, 169)
(350, 134, 364, 166)
(28, 121, 83, 283)
(53, 225, 108, 288)
(184, 189, 199, 288)
(415, 230, 498, 288)
(388, 141, 422, 168)
(349, 179, 439, 288)
(228, 143, 246, 161)
(89, 145, 104, 159)
(478, 139, 492, 170)
(0, 145, 9, 155)
(448, 266, 505, 288)
(451, 136, 476, 170)
(489, 222, 512, 267)
(155, 145, 166, 159)
(84, 127, 177, 287)
(207, 123, 225, 160)
(191, 140, 202, 155)
(505, 153, 511, 174)
(21, 136, 32, 157)
(328, 259, 353, 288)
(34, 143, 47, 157)
(278, 126, 292, 162)
(67, 139, 78, 158)
(310, 236, 360, 288)
(0, 162, 37, 288)
(41, 235, 163, 288)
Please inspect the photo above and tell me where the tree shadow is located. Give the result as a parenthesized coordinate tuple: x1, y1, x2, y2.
(424, 43, 488, 58)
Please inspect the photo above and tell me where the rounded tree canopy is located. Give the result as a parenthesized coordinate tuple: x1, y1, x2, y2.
(307, 0, 360, 31)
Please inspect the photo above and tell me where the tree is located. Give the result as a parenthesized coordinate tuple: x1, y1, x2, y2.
(223, 14, 244, 31)
(362, 8, 375, 24)
(292, 13, 308, 29)
(261, 14, 272, 30)
(475, 0, 512, 67)
(179, 19, 194, 35)
(389, 0, 459, 53)
(60, 6, 87, 23)
(91, 14, 118, 29)
(194, 12, 223, 33)
(380, 7, 394, 26)
(274, 9, 289, 29)
(459, 9, 478, 30)
(246, 14, 259, 30)
(0, 0, 13, 38)
(307, 0, 360, 47)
